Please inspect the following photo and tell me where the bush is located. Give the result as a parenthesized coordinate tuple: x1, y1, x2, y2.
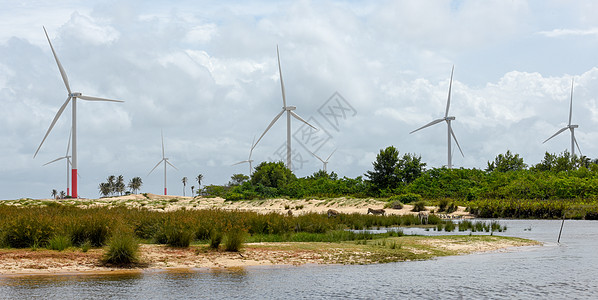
(103, 233, 139, 265)
(385, 201, 404, 209)
(412, 200, 427, 212)
(47, 234, 71, 251)
(3, 214, 55, 248)
(209, 230, 223, 249)
(391, 193, 422, 204)
(224, 228, 246, 252)
(155, 221, 194, 247)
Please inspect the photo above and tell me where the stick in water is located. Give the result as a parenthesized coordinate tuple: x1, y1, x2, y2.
(557, 215, 565, 243)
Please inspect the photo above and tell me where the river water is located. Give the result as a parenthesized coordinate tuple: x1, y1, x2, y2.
(1, 220, 597, 299)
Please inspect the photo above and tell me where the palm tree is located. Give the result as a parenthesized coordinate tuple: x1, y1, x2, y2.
(59, 191, 66, 199)
(51, 189, 58, 199)
(182, 177, 188, 196)
(191, 185, 195, 196)
(107, 175, 116, 196)
(116, 175, 125, 196)
(196, 174, 203, 196)
(128, 177, 143, 194)
(99, 183, 111, 197)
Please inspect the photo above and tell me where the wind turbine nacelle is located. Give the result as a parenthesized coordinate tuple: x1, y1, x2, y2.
(446, 116, 456, 121)
(570, 125, 579, 128)
(70, 92, 82, 97)
(285, 106, 297, 111)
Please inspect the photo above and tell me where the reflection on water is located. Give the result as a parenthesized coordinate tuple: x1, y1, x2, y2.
(1, 220, 597, 299)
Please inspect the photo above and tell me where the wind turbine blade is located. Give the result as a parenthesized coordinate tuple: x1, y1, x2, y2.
(78, 95, 123, 102)
(65, 128, 71, 156)
(308, 150, 324, 163)
(166, 160, 178, 170)
(445, 65, 454, 118)
(252, 109, 285, 150)
(574, 135, 582, 156)
(232, 160, 249, 166)
(409, 118, 444, 134)
(277, 45, 287, 108)
(161, 130, 165, 158)
(43, 26, 71, 94)
(290, 111, 317, 130)
(148, 160, 163, 175)
(325, 149, 337, 161)
(450, 127, 464, 157)
(542, 127, 568, 144)
(34, 96, 71, 158)
(568, 78, 574, 126)
(43, 156, 66, 166)
(248, 135, 256, 159)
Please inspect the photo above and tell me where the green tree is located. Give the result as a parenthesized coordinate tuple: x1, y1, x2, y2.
(196, 174, 204, 195)
(99, 183, 111, 197)
(182, 177, 188, 196)
(107, 175, 116, 196)
(251, 161, 296, 188)
(128, 177, 142, 194)
(365, 146, 400, 191)
(116, 175, 125, 196)
(532, 151, 578, 172)
(191, 185, 195, 196)
(486, 150, 527, 172)
(51, 189, 58, 199)
(229, 174, 249, 186)
(396, 153, 426, 184)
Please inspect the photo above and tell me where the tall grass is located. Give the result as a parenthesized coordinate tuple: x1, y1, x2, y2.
(103, 233, 139, 265)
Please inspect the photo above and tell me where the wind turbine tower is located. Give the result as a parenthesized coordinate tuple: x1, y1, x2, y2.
(148, 131, 178, 195)
(252, 46, 317, 171)
(34, 27, 123, 198)
(410, 66, 464, 169)
(543, 79, 582, 156)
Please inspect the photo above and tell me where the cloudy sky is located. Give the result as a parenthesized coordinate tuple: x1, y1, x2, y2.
(2, 0, 598, 199)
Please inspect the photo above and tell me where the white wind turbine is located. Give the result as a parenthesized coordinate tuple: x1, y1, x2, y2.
(43, 130, 73, 196)
(148, 131, 178, 195)
(308, 149, 336, 172)
(410, 66, 464, 169)
(252, 45, 317, 171)
(34, 27, 123, 198)
(543, 79, 582, 156)
(232, 136, 256, 175)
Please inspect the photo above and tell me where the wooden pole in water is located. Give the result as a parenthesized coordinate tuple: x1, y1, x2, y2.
(557, 214, 565, 243)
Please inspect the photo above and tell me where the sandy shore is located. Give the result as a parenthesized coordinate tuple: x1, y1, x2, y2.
(0, 236, 539, 276)
(5, 194, 474, 218)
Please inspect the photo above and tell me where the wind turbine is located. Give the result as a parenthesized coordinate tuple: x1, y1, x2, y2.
(34, 27, 123, 198)
(308, 149, 336, 172)
(232, 136, 256, 175)
(252, 45, 317, 171)
(148, 131, 178, 195)
(543, 79, 582, 156)
(43, 130, 72, 196)
(410, 65, 464, 169)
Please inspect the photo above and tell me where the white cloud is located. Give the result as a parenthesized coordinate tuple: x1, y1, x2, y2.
(538, 28, 598, 38)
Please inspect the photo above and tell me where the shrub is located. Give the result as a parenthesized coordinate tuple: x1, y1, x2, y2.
(3, 214, 55, 248)
(103, 233, 139, 265)
(411, 200, 427, 212)
(224, 228, 246, 252)
(209, 230, 223, 249)
(438, 199, 450, 212)
(81, 240, 91, 252)
(391, 193, 422, 204)
(155, 223, 194, 247)
(47, 234, 71, 251)
(385, 201, 403, 209)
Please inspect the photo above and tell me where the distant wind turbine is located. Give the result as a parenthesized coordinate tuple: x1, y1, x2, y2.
(232, 136, 256, 175)
(34, 26, 123, 198)
(410, 65, 464, 169)
(308, 149, 336, 172)
(543, 79, 582, 156)
(43, 130, 72, 196)
(148, 131, 178, 195)
(252, 45, 317, 171)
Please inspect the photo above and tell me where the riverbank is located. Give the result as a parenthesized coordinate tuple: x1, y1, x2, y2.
(0, 235, 537, 276)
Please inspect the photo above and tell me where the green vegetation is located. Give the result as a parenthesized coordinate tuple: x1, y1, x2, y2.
(103, 232, 140, 265)
(187, 148, 598, 219)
